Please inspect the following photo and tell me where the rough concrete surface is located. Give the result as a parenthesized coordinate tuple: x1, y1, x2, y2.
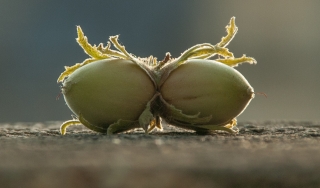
(1, 121, 320, 188)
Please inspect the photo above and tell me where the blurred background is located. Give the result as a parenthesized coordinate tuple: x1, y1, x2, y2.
(1, 0, 319, 123)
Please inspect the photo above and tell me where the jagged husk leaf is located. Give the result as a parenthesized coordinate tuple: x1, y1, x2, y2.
(196, 118, 239, 134)
(59, 113, 144, 136)
(138, 93, 161, 132)
(57, 58, 98, 82)
(159, 94, 239, 134)
(147, 116, 162, 133)
(78, 113, 109, 133)
(60, 114, 141, 135)
(60, 120, 82, 135)
(157, 44, 234, 86)
(107, 119, 140, 135)
(58, 27, 139, 83)
(76, 26, 111, 59)
(59, 113, 110, 135)
(159, 95, 212, 124)
(216, 55, 257, 67)
(165, 116, 238, 134)
(217, 17, 238, 47)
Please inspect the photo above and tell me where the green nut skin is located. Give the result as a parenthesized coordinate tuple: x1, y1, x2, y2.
(160, 59, 254, 126)
(62, 59, 156, 128)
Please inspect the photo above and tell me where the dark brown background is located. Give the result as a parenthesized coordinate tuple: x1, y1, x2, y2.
(1, 1, 320, 123)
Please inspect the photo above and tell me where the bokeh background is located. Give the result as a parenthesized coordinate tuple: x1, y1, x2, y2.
(1, 0, 319, 123)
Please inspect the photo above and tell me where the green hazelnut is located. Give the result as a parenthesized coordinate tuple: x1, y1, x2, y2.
(62, 59, 156, 134)
(160, 59, 254, 132)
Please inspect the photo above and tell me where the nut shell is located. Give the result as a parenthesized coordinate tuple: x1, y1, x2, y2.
(62, 59, 156, 128)
(160, 59, 254, 125)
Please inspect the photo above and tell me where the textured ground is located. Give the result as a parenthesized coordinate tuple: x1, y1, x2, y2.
(1, 121, 320, 188)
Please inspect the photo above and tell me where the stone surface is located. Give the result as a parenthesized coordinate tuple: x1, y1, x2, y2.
(1, 121, 320, 188)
